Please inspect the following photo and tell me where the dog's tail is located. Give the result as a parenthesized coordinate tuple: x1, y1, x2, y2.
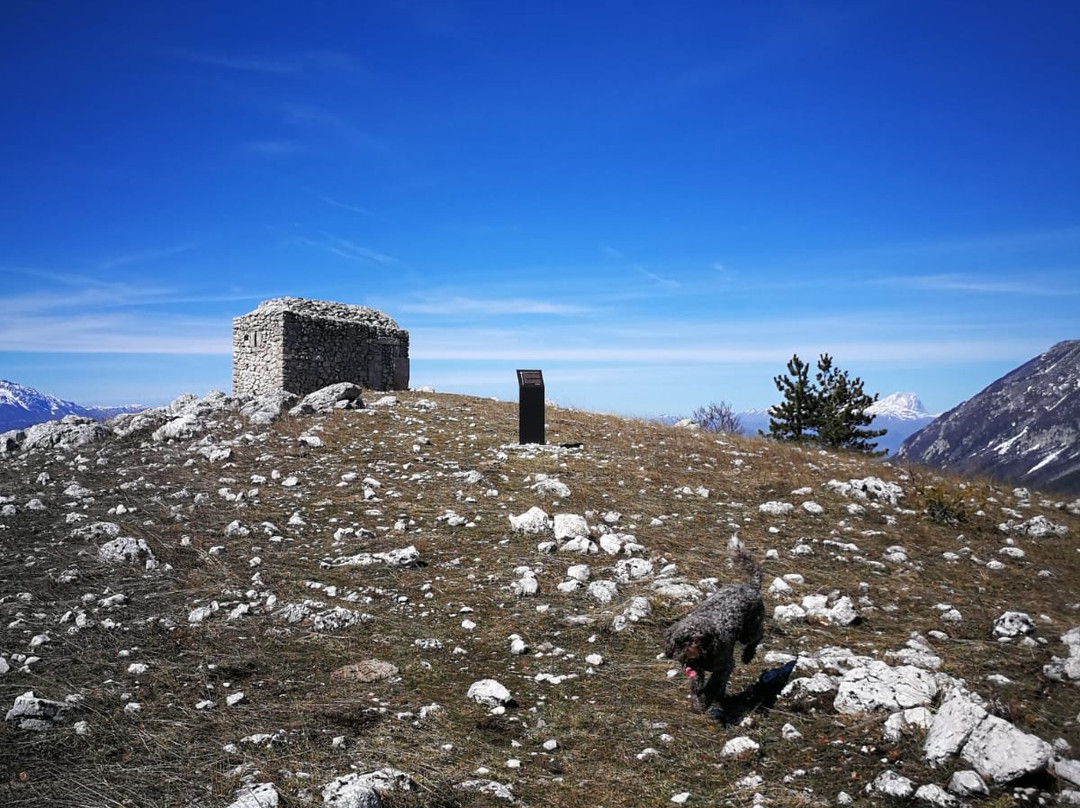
(727, 533, 763, 592)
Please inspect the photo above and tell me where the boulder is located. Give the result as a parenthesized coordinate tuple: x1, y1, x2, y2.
(22, 416, 110, 451)
(5, 691, 69, 730)
(509, 507, 550, 534)
(289, 383, 364, 416)
(924, 691, 987, 766)
(959, 714, 1053, 784)
(834, 661, 938, 714)
(98, 536, 158, 570)
(467, 679, 513, 708)
(240, 391, 299, 424)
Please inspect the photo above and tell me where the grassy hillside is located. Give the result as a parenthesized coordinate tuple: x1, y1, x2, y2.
(2, 391, 1078, 806)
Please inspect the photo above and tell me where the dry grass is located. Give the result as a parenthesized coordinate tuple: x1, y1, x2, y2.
(1, 391, 1078, 807)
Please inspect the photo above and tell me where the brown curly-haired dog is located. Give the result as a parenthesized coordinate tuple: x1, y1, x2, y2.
(663, 539, 765, 713)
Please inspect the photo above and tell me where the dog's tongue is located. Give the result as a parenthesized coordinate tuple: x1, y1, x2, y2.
(684, 667, 698, 679)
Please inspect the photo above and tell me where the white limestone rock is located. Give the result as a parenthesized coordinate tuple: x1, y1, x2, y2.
(959, 714, 1053, 785)
(20, 415, 110, 452)
(773, 603, 807, 625)
(834, 662, 938, 715)
(587, 580, 618, 604)
(226, 783, 279, 808)
(289, 382, 364, 416)
(456, 779, 515, 802)
(913, 783, 958, 807)
(532, 477, 571, 498)
(5, 691, 69, 730)
(865, 770, 914, 799)
(467, 679, 513, 709)
(826, 477, 904, 504)
(240, 391, 298, 425)
(322, 768, 412, 808)
(613, 558, 653, 581)
(509, 507, 550, 534)
(720, 736, 760, 758)
(553, 513, 588, 541)
(98, 536, 158, 570)
(947, 770, 989, 797)
(152, 414, 205, 442)
(993, 611, 1036, 639)
(612, 596, 651, 632)
(758, 501, 794, 516)
(924, 691, 988, 766)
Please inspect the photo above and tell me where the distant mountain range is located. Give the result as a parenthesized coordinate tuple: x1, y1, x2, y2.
(898, 340, 1080, 495)
(0, 380, 143, 432)
(732, 392, 937, 455)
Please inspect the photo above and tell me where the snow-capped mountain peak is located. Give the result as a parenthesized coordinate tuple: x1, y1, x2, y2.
(0, 379, 76, 419)
(1, 379, 144, 432)
(866, 392, 935, 420)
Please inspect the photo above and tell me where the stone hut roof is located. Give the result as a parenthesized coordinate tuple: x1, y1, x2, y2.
(238, 297, 403, 330)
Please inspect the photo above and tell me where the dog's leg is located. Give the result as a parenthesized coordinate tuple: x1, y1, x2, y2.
(698, 656, 734, 711)
(741, 642, 759, 664)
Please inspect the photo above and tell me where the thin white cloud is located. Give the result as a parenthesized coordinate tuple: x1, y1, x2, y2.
(0, 312, 230, 354)
(319, 196, 376, 217)
(879, 273, 1078, 295)
(247, 140, 306, 155)
(277, 103, 388, 152)
(400, 295, 591, 316)
(600, 243, 624, 260)
(639, 267, 681, 289)
(296, 234, 399, 265)
(97, 243, 196, 270)
(172, 49, 298, 75)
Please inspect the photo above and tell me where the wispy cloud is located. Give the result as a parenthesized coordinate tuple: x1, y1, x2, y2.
(639, 267, 681, 289)
(171, 48, 365, 77)
(172, 49, 298, 75)
(319, 195, 376, 217)
(0, 311, 230, 354)
(276, 103, 388, 153)
(0, 270, 264, 354)
(400, 295, 592, 316)
(247, 140, 306, 156)
(879, 273, 1079, 296)
(296, 233, 399, 265)
(97, 243, 196, 270)
(600, 243, 624, 260)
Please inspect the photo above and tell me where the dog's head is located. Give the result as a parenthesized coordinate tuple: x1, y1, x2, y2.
(666, 632, 713, 672)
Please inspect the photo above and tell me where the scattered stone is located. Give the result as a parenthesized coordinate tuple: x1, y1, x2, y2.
(947, 770, 989, 797)
(331, 660, 399, 683)
(98, 536, 158, 570)
(5, 691, 70, 730)
(834, 662, 938, 714)
(993, 611, 1036, 639)
(866, 770, 915, 799)
(509, 507, 550, 534)
(467, 679, 513, 709)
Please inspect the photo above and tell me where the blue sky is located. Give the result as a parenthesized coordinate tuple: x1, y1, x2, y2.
(2, 1, 1078, 416)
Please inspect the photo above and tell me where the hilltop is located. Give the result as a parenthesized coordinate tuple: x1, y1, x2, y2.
(2, 388, 1079, 807)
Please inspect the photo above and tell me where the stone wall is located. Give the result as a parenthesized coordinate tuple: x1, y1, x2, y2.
(232, 298, 409, 397)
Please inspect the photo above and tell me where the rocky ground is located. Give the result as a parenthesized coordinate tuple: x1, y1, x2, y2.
(2, 385, 1080, 807)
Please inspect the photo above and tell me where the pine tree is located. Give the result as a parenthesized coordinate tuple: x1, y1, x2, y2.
(813, 354, 887, 455)
(767, 354, 818, 442)
(767, 353, 888, 455)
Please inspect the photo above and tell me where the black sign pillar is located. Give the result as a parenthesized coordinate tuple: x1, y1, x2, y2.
(516, 369, 545, 445)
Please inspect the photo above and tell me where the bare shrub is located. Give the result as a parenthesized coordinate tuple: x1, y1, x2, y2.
(689, 401, 743, 434)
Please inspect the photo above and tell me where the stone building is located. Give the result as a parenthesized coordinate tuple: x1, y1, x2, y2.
(232, 298, 409, 397)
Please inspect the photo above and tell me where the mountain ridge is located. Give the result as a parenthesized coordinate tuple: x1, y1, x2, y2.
(898, 340, 1080, 495)
(0, 379, 143, 432)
